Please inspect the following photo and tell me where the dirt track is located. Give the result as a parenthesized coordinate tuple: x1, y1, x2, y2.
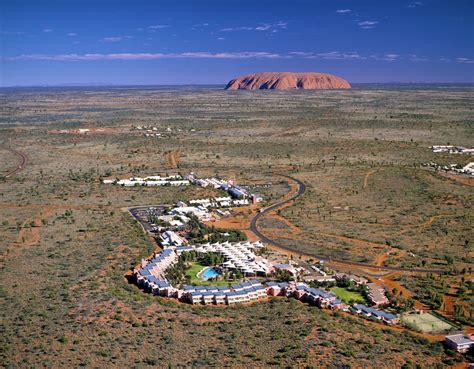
(166, 151, 179, 169)
(16, 208, 57, 248)
(1, 147, 27, 178)
(363, 169, 378, 188)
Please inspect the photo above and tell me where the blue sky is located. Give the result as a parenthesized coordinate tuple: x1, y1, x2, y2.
(1, 0, 473, 86)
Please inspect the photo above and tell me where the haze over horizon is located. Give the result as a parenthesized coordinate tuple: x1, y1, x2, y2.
(1, 0, 473, 86)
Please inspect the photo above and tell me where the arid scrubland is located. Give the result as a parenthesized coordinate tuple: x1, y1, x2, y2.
(0, 86, 472, 367)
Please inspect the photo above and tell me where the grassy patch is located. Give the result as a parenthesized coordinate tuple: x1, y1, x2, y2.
(185, 262, 207, 281)
(330, 287, 366, 304)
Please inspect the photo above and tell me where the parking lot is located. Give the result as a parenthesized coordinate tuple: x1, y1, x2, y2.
(128, 205, 167, 233)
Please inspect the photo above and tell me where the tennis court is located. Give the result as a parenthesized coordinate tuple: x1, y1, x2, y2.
(402, 312, 454, 333)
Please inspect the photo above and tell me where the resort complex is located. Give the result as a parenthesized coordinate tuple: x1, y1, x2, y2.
(132, 243, 401, 326)
(114, 166, 471, 366)
(123, 170, 467, 342)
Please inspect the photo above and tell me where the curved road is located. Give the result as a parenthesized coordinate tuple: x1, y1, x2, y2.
(250, 173, 446, 274)
(1, 147, 27, 178)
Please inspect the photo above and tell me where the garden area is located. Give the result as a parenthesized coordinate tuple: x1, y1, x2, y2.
(329, 287, 366, 304)
(165, 251, 244, 287)
(184, 262, 230, 286)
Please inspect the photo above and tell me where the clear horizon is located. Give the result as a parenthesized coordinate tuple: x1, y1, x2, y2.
(1, 0, 473, 86)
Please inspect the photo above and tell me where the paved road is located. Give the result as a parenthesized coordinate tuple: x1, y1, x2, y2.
(1, 147, 27, 178)
(250, 173, 446, 274)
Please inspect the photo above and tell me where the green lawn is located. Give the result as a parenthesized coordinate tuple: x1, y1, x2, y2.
(185, 262, 207, 281)
(185, 262, 231, 286)
(330, 287, 366, 304)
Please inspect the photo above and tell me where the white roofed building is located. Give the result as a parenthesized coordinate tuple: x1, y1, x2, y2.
(160, 230, 186, 247)
(190, 241, 269, 276)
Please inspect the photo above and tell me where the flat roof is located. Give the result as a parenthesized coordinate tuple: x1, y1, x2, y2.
(446, 334, 474, 345)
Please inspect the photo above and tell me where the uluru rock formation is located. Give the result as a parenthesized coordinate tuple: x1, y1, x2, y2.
(225, 72, 351, 90)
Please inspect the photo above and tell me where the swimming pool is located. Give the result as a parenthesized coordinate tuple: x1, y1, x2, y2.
(201, 267, 221, 280)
